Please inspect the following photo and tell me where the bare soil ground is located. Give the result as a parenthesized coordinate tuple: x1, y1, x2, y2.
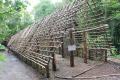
(54, 54, 120, 80)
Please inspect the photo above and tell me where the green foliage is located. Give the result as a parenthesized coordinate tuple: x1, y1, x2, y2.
(54, 0, 74, 9)
(111, 47, 117, 55)
(0, 0, 33, 42)
(106, 0, 120, 53)
(0, 44, 5, 50)
(0, 53, 6, 61)
(33, 0, 74, 20)
(111, 54, 120, 59)
(34, 0, 55, 20)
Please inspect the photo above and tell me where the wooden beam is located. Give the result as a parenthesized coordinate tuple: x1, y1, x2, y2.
(74, 24, 108, 33)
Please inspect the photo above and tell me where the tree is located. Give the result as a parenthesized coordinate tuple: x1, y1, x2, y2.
(105, 0, 120, 54)
(34, 0, 55, 20)
(0, 0, 33, 42)
(54, 0, 74, 9)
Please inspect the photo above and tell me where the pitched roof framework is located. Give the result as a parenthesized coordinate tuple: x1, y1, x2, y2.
(7, 0, 110, 77)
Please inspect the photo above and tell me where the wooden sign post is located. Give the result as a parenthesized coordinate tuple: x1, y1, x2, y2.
(69, 29, 75, 67)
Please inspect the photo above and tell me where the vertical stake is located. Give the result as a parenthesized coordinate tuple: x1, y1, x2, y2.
(69, 29, 75, 67)
(50, 33, 57, 71)
(61, 36, 65, 58)
(46, 65, 50, 78)
(52, 53, 57, 71)
(83, 31, 88, 63)
(104, 49, 107, 62)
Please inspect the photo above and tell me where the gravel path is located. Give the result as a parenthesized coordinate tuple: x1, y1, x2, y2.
(1, 51, 120, 80)
(0, 51, 41, 80)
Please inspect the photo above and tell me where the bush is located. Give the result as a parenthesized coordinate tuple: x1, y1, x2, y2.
(0, 54, 6, 61)
(0, 44, 5, 50)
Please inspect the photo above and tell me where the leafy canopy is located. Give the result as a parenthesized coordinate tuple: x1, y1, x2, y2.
(34, 0, 55, 20)
(0, 0, 33, 42)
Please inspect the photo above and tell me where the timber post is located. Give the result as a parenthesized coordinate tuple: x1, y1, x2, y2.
(46, 65, 50, 78)
(52, 52, 57, 71)
(83, 31, 88, 63)
(69, 29, 75, 67)
(104, 49, 107, 62)
(61, 32, 65, 58)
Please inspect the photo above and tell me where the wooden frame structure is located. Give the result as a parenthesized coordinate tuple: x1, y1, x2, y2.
(7, 0, 110, 78)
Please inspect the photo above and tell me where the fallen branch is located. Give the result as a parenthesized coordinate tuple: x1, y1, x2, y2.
(55, 74, 120, 79)
(72, 63, 104, 77)
(75, 74, 120, 79)
(55, 63, 104, 79)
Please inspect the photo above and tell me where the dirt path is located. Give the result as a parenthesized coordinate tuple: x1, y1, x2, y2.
(0, 51, 41, 80)
(54, 54, 120, 80)
(1, 51, 120, 80)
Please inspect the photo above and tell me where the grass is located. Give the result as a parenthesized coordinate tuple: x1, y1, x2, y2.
(0, 53, 6, 62)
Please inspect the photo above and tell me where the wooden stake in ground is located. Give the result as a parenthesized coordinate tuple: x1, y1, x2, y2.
(104, 49, 107, 62)
(61, 33, 65, 58)
(52, 52, 56, 71)
(69, 29, 75, 67)
(50, 33, 57, 71)
(83, 31, 88, 63)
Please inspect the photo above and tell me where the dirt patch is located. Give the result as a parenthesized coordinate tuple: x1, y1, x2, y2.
(54, 54, 120, 80)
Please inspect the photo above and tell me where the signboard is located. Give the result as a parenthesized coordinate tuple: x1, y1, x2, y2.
(68, 45, 76, 51)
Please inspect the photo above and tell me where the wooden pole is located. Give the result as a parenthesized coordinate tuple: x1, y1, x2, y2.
(61, 36, 65, 58)
(69, 29, 75, 67)
(104, 49, 107, 62)
(46, 65, 50, 78)
(83, 31, 88, 63)
(83, 0, 88, 63)
(49, 32, 57, 71)
(52, 53, 57, 71)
